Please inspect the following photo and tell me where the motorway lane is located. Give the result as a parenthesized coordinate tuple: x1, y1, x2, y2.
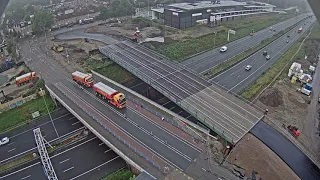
(0, 108, 82, 163)
(1, 137, 126, 180)
(183, 14, 310, 74)
(211, 18, 315, 93)
(101, 41, 263, 143)
(21, 34, 203, 171)
(60, 79, 200, 170)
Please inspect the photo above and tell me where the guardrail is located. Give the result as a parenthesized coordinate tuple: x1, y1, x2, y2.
(93, 71, 211, 143)
(47, 84, 170, 176)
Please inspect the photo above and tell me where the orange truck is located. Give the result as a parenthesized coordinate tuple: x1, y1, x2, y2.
(72, 71, 94, 87)
(93, 82, 126, 109)
(15, 72, 37, 86)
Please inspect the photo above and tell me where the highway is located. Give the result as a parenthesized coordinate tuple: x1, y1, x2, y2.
(101, 41, 263, 144)
(19, 36, 208, 178)
(1, 137, 126, 180)
(0, 108, 82, 163)
(182, 14, 310, 74)
(211, 17, 315, 93)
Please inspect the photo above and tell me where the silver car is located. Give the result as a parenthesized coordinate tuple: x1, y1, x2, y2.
(0, 137, 9, 145)
(245, 65, 252, 71)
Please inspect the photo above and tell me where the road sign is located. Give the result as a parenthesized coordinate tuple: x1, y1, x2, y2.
(228, 29, 236, 35)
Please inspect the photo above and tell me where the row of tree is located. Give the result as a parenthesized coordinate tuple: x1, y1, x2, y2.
(99, 0, 136, 20)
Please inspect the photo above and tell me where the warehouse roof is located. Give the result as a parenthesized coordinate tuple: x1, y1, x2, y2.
(168, 1, 246, 11)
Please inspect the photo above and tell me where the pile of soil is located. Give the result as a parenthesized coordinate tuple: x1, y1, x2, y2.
(259, 87, 283, 107)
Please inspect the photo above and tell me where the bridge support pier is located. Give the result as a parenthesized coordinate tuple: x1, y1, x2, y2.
(126, 162, 141, 175)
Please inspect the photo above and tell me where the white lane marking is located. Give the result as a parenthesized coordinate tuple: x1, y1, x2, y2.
(59, 158, 70, 164)
(98, 143, 104, 146)
(8, 148, 16, 152)
(72, 121, 81, 126)
(0, 137, 96, 179)
(69, 156, 121, 180)
(63, 166, 74, 173)
(8, 142, 15, 146)
(21, 175, 31, 180)
(8, 113, 70, 139)
(69, 117, 76, 120)
(104, 149, 112, 154)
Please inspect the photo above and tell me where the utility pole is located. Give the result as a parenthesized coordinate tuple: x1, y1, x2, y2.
(213, 32, 217, 48)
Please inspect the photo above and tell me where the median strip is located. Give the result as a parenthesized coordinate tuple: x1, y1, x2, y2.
(203, 18, 307, 79)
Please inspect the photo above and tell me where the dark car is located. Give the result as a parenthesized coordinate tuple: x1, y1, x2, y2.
(263, 51, 267, 56)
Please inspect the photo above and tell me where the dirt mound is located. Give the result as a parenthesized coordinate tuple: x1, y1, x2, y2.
(259, 87, 283, 107)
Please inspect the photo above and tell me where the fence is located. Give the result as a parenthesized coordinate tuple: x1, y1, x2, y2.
(0, 94, 37, 113)
(54, 84, 173, 174)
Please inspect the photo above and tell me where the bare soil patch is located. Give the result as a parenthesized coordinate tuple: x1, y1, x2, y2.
(226, 133, 300, 180)
(259, 87, 283, 107)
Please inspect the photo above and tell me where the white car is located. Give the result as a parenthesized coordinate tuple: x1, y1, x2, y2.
(0, 137, 9, 145)
(245, 65, 252, 71)
(220, 46, 227, 52)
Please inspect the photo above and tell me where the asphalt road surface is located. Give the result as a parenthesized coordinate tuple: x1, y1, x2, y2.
(211, 17, 315, 93)
(100, 41, 262, 144)
(54, 28, 118, 44)
(251, 121, 320, 180)
(0, 137, 126, 180)
(20, 35, 204, 172)
(0, 108, 82, 163)
(182, 14, 310, 74)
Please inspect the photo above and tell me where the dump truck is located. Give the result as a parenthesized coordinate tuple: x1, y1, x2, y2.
(93, 82, 126, 109)
(15, 72, 37, 86)
(72, 71, 94, 87)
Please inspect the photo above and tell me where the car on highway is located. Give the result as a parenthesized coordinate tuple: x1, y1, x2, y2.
(220, 46, 227, 52)
(0, 137, 9, 145)
(263, 51, 267, 56)
(245, 65, 252, 71)
(286, 40, 289, 43)
(266, 55, 271, 60)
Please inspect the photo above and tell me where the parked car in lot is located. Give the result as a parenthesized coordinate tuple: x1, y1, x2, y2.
(0, 137, 9, 145)
(220, 46, 227, 52)
(266, 55, 271, 60)
(245, 65, 252, 71)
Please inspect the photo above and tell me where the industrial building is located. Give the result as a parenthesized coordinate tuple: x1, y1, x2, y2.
(152, 1, 276, 29)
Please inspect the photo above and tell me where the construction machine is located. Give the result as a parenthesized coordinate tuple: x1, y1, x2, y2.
(51, 45, 64, 53)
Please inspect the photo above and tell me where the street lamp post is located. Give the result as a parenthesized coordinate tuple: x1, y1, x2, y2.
(40, 88, 59, 138)
(213, 32, 217, 48)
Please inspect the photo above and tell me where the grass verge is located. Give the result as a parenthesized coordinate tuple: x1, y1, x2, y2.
(203, 21, 299, 78)
(162, 13, 295, 61)
(100, 169, 135, 180)
(0, 95, 55, 132)
(0, 153, 36, 173)
(86, 57, 135, 84)
(239, 33, 309, 100)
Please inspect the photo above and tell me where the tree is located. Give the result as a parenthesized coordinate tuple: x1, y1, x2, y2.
(32, 10, 53, 35)
(99, 0, 136, 20)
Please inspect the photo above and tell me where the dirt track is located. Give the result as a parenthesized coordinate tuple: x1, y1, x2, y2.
(226, 133, 300, 180)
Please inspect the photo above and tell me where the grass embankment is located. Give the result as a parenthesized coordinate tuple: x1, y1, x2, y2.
(203, 23, 297, 78)
(86, 57, 135, 84)
(0, 153, 35, 173)
(239, 23, 320, 100)
(100, 169, 135, 180)
(0, 95, 55, 132)
(162, 14, 295, 61)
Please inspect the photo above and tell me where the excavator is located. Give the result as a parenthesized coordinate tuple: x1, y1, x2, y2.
(287, 125, 301, 138)
(51, 45, 64, 53)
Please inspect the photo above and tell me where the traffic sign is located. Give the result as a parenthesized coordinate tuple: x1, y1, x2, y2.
(228, 29, 236, 35)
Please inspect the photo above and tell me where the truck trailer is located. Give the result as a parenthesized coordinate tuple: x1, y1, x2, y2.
(72, 71, 94, 87)
(93, 82, 126, 109)
(15, 72, 37, 86)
